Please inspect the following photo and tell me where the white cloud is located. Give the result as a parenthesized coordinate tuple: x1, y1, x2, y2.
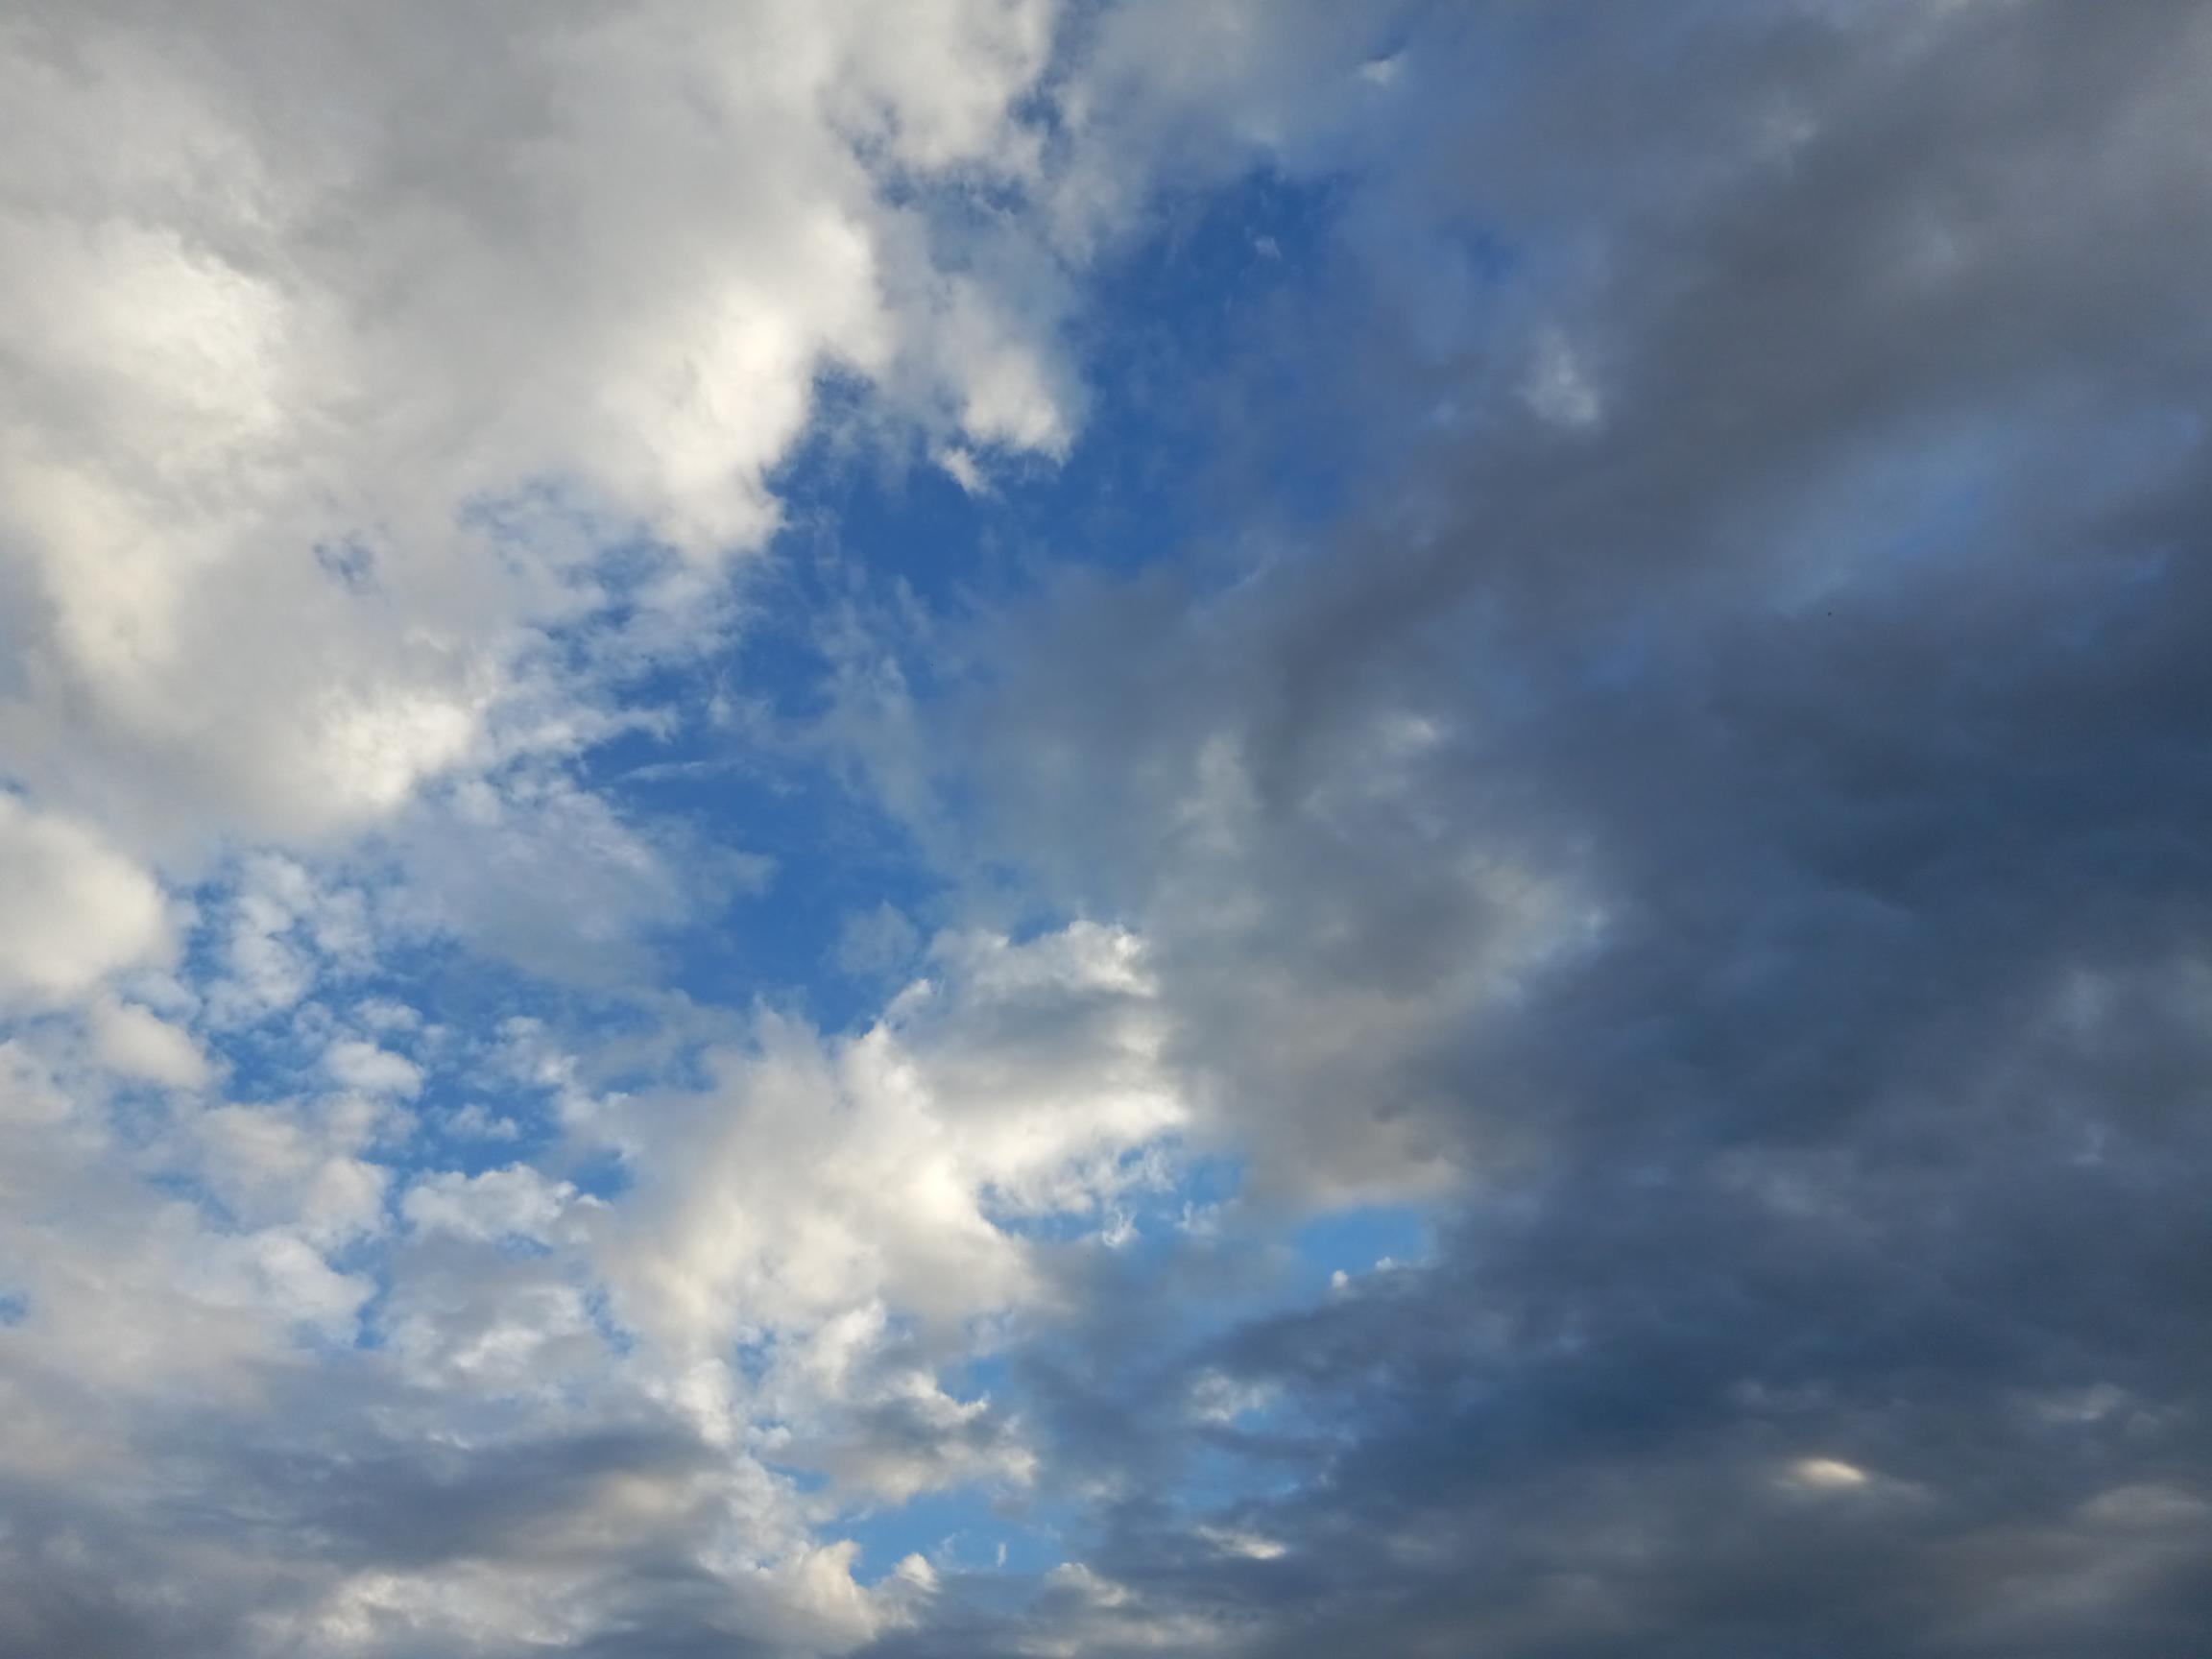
(202, 854, 374, 1027)
(0, 794, 171, 1004)
(324, 1039, 425, 1100)
(599, 922, 1183, 1368)
(0, 0, 1078, 867)
(85, 996, 211, 1089)
(1521, 326, 1604, 429)
(188, 1098, 392, 1245)
(1194, 1525, 1286, 1560)
(1783, 1455, 1873, 1491)
(403, 1166, 584, 1245)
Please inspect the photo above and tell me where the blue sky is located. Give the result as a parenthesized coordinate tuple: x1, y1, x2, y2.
(4, 4, 2212, 1656)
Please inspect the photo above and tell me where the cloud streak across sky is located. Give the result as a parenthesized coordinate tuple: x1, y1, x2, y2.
(2, 2, 2210, 1653)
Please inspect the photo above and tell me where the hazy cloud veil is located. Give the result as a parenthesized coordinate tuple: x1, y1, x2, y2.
(3, 2, 2209, 1655)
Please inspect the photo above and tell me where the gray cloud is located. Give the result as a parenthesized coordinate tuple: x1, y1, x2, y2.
(844, 1, 2212, 1652)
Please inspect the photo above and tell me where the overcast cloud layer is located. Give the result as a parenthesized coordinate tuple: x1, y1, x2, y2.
(4, 2, 2210, 1655)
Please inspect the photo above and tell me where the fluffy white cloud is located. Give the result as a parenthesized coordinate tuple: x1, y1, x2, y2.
(324, 1038, 425, 1100)
(403, 1165, 586, 1245)
(0, 0, 1077, 867)
(84, 996, 212, 1090)
(185, 1096, 392, 1245)
(0, 887, 1193, 1652)
(600, 923, 1181, 1364)
(0, 794, 171, 1004)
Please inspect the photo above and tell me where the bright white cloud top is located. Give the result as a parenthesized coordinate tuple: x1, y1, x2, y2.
(5, 3, 2212, 1655)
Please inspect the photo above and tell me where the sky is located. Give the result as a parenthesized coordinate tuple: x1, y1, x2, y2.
(2, 2, 2210, 1654)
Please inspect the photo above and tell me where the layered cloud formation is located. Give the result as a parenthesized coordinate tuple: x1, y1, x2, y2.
(4, 2, 2210, 1654)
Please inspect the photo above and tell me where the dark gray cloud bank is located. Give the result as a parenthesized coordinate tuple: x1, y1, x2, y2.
(849, 2, 2212, 1653)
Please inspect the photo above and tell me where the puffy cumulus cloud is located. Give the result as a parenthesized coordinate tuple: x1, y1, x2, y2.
(324, 1038, 426, 1100)
(0, 0, 1083, 866)
(84, 996, 214, 1090)
(599, 1017, 1027, 1361)
(0, 901, 1186, 1655)
(197, 852, 376, 1028)
(183, 1095, 393, 1245)
(0, 793, 173, 1005)
(403, 1164, 589, 1246)
(0, 1048, 376, 1427)
(0, 924, 1172, 1657)
(597, 924, 1180, 1404)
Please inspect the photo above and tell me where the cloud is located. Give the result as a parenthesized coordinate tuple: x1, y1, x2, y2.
(0, 921, 1173, 1656)
(84, 996, 212, 1089)
(0, 890, 1181, 1654)
(598, 922, 1181, 1368)
(0, 794, 171, 1004)
(831, 2, 2212, 1653)
(325, 1038, 426, 1100)
(403, 1165, 587, 1245)
(0, 0, 1079, 867)
(8, 2, 2212, 1656)
(370, 770, 766, 986)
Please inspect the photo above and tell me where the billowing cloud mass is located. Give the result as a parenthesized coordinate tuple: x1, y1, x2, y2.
(3, 1, 2210, 1654)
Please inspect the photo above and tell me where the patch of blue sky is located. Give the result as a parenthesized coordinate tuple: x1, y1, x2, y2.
(596, 757, 940, 1036)
(816, 1184, 1447, 1571)
(1767, 401, 2202, 620)
(755, 167, 1358, 623)
(947, 1351, 1017, 1405)
(539, 169, 1448, 1057)
(1025, 171, 1377, 567)
(757, 1405, 1074, 1581)
(186, 934, 539, 1127)
(978, 1146, 1238, 1256)
(1290, 1200, 1432, 1293)
(983, 1159, 1431, 1326)
(840, 1484, 1073, 1583)
(1179, 1425, 1329, 1520)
